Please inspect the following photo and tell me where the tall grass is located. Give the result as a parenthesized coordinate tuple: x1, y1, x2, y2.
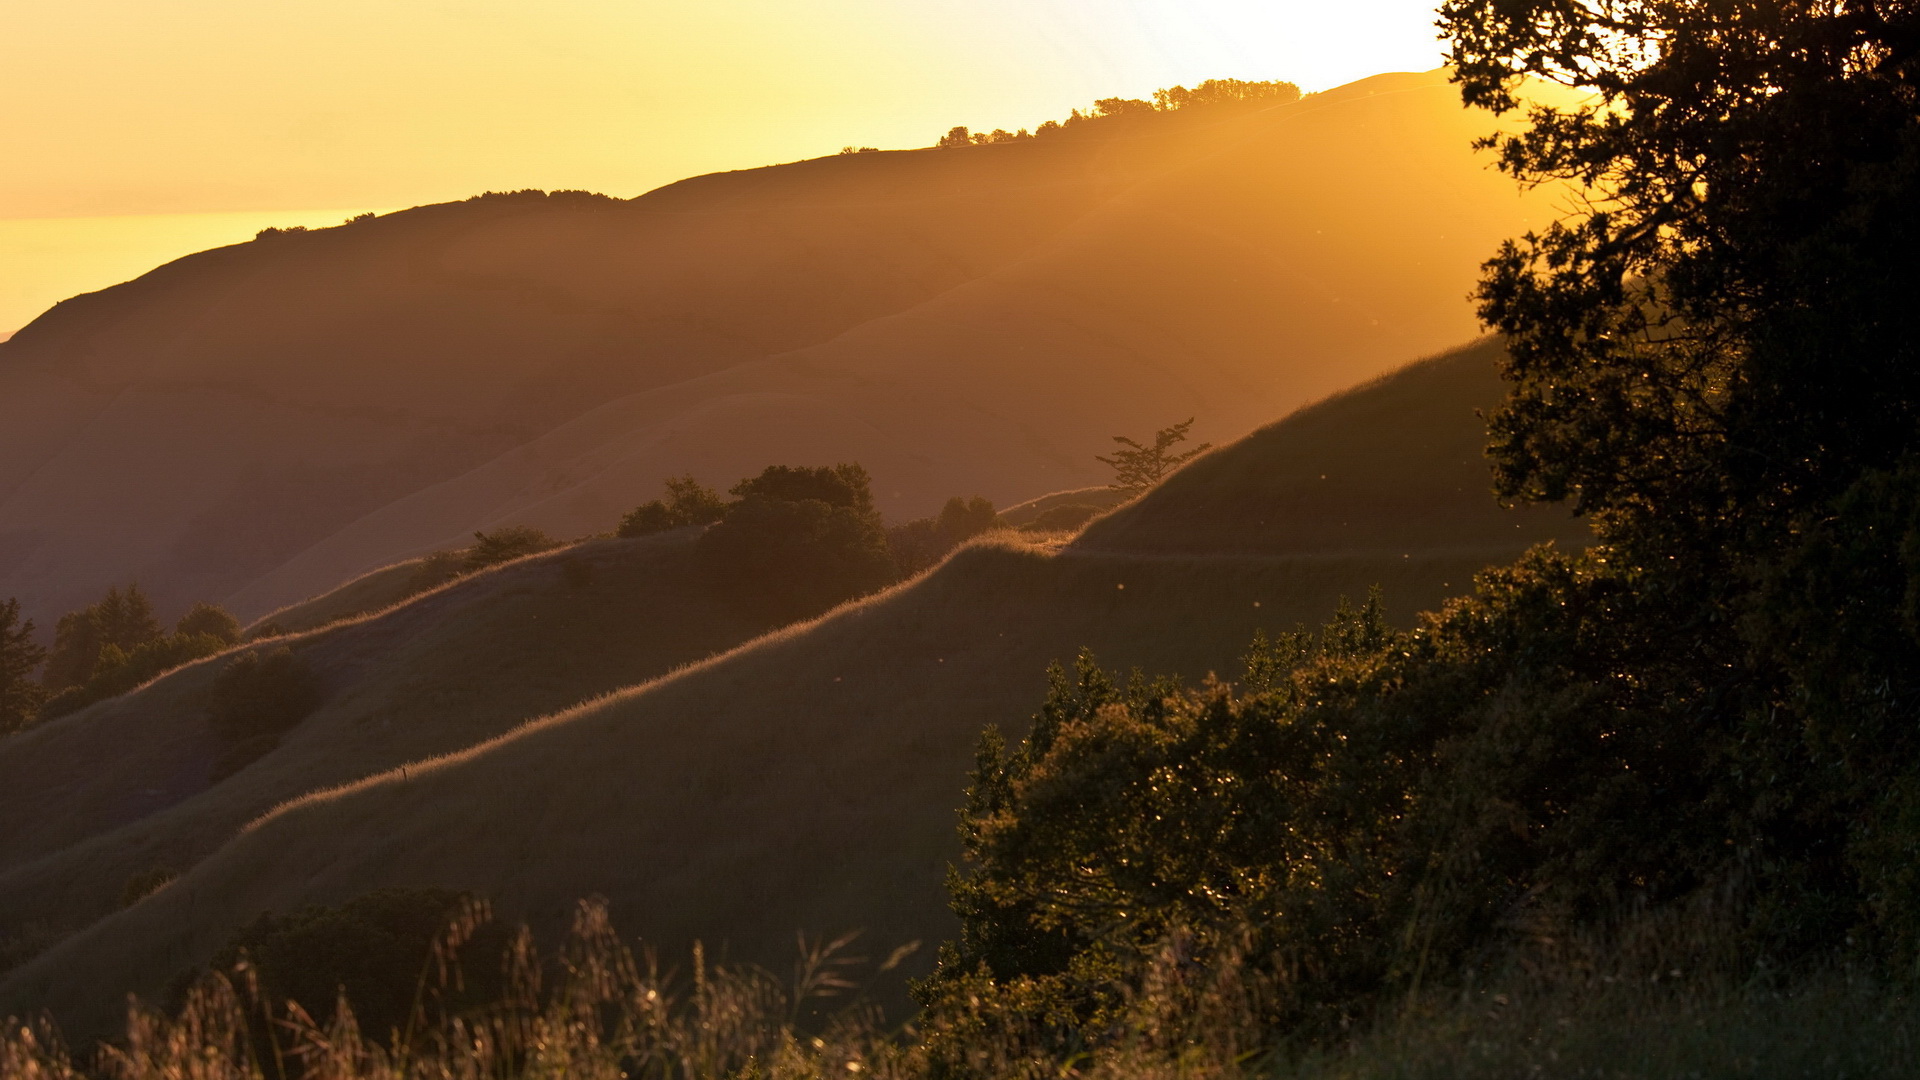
(5, 899, 1915, 1080)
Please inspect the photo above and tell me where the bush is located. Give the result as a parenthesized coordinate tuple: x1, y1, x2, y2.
(617, 476, 728, 538)
(199, 888, 510, 1046)
(699, 465, 897, 622)
(174, 602, 241, 644)
(205, 647, 324, 779)
(889, 496, 1004, 575)
(464, 526, 557, 571)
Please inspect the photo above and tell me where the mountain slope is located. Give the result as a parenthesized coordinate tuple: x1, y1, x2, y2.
(0, 70, 1567, 626)
(0, 532, 780, 965)
(0, 340, 1587, 1034)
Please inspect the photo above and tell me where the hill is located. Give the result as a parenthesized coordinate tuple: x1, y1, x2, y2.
(0, 339, 1588, 1034)
(0, 70, 1570, 627)
(0, 531, 780, 972)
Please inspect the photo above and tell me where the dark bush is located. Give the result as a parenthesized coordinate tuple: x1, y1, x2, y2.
(202, 888, 511, 1045)
(699, 465, 896, 622)
(464, 526, 557, 571)
(205, 647, 324, 777)
(174, 603, 242, 644)
(617, 476, 727, 538)
(889, 496, 1004, 575)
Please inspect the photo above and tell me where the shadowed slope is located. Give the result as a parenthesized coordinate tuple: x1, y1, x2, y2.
(1074, 337, 1591, 557)
(0, 532, 778, 964)
(1, 340, 1587, 1035)
(0, 71, 1569, 625)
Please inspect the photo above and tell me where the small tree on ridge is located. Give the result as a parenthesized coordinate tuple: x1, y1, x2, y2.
(1096, 418, 1210, 492)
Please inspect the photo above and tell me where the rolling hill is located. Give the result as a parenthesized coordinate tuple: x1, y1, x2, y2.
(0, 70, 1569, 628)
(0, 338, 1590, 1035)
(0, 531, 783, 973)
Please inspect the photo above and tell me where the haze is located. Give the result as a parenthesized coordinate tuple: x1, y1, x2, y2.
(0, 0, 1443, 334)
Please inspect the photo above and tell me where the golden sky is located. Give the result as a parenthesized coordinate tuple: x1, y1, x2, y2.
(0, 0, 1446, 332)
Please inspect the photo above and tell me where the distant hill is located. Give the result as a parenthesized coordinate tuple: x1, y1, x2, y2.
(0, 70, 1568, 627)
(0, 340, 1589, 1035)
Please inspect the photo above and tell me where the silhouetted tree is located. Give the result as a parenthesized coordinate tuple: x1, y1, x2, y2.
(42, 585, 162, 693)
(618, 476, 728, 538)
(175, 602, 242, 645)
(699, 464, 896, 621)
(0, 599, 45, 737)
(1096, 418, 1210, 492)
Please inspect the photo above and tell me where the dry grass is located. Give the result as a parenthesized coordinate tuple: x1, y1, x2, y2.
(1, 341, 1585, 1039)
(0, 533, 779, 989)
(5, 900, 1911, 1080)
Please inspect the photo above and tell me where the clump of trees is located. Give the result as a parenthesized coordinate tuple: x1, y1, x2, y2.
(1097, 417, 1210, 492)
(936, 77, 1301, 148)
(206, 646, 325, 780)
(38, 587, 244, 721)
(913, 0, 1920, 1061)
(617, 476, 729, 538)
(888, 496, 1005, 575)
(699, 465, 898, 622)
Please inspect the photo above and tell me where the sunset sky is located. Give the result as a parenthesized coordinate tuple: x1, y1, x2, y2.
(1, 0, 1446, 333)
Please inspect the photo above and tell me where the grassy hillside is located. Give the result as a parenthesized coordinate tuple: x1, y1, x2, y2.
(0, 340, 1589, 1035)
(0, 70, 1573, 627)
(0, 531, 779, 975)
(1076, 337, 1591, 557)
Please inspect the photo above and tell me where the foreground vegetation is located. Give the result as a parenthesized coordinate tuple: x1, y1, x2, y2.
(1, 891, 1913, 1080)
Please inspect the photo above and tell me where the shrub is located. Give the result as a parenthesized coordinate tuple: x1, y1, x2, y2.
(889, 497, 1004, 575)
(617, 476, 728, 538)
(699, 465, 897, 622)
(199, 888, 511, 1046)
(205, 647, 324, 779)
(174, 603, 241, 644)
(464, 526, 557, 571)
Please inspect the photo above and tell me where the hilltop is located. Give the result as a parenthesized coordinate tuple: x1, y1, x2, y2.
(0, 339, 1587, 1034)
(0, 70, 1567, 627)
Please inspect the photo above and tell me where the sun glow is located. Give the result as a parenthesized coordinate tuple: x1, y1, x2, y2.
(1, 0, 1444, 333)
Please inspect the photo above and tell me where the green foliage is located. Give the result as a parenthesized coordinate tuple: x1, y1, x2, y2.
(464, 526, 558, 571)
(201, 888, 509, 1046)
(38, 598, 233, 721)
(42, 585, 161, 693)
(0, 599, 45, 738)
(699, 465, 896, 623)
(173, 603, 241, 645)
(205, 646, 324, 780)
(1096, 418, 1210, 492)
(617, 475, 728, 538)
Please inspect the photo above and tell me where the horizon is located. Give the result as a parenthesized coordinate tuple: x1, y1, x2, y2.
(0, 0, 1446, 335)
